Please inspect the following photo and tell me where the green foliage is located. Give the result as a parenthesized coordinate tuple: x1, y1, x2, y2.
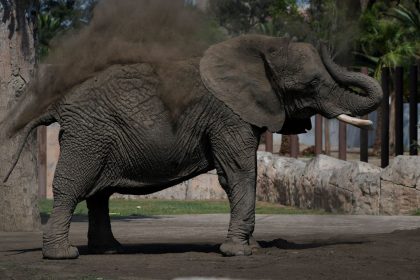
(356, 1, 420, 78)
(39, 199, 327, 216)
(307, 0, 359, 58)
(208, 0, 277, 35)
(259, 0, 308, 40)
(211, 0, 417, 72)
(37, 13, 62, 59)
(36, 0, 97, 60)
(270, 0, 299, 15)
(410, 140, 420, 152)
(255, 0, 359, 62)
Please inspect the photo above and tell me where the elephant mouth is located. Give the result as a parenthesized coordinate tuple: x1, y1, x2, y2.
(336, 114, 373, 130)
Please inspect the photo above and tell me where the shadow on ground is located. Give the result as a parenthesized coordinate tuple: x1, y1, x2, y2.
(40, 214, 161, 224)
(258, 238, 368, 250)
(1, 238, 368, 257)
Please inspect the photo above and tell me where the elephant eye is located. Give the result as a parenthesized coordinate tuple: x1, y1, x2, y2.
(309, 78, 319, 87)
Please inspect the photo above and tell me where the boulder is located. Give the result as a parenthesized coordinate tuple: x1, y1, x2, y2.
(256, 154, 383, 214)
(256, 152, 306, 204)
(349, 161, 381, 215)
(307, 155, 353, 213)
(379, 156, 420, 215)
(381, 156, 420, 188)
(380, 180, 420, 215)
(185, 171, 226, 200)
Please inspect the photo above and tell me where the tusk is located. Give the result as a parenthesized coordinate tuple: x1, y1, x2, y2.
(337, 114, 373, 130)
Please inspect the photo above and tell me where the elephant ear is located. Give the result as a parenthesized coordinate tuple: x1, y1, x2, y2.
(200, 35, 290, 132)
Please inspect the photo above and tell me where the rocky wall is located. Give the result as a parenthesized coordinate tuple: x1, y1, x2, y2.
(114, 152, 420, 215)
(255, 153, 419, 215)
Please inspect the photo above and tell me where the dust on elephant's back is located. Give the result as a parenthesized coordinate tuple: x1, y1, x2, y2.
(89, 63, 169, 130)
(68, 60, 206, 132)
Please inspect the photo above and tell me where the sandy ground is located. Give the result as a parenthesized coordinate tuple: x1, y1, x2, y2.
(1, 214, 420, 280)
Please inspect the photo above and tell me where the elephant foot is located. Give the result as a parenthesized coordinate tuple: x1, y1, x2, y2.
(249, 236, 261, 252)
(88, 238, 123, 254)
(220, 238, 252, 257)
(43, 244, 79, 260)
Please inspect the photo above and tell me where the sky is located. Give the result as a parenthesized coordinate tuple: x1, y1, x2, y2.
(296, 0, 310, 9)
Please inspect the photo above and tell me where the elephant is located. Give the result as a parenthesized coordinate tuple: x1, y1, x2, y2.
(2, 34, 382, 259)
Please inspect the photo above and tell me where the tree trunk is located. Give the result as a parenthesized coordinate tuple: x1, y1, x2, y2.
(0, 1, 40, 231)
(372, 106, 382, 156)
(324, 118, 331, 155)
(389, 90, 396, 155)
(279, 135, 291, 156)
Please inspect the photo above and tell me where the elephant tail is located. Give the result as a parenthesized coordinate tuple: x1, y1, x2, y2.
(3, 113, 57, 183)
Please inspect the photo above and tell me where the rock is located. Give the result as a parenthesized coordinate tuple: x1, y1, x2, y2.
(185, 172, 226, 200)
(113, 152, 420, 216)
(380, 180, 420, 215)
(256, 154, 383, 214)
(113, 183, 189, 200)
(256, 153, 306, 205)
(350, 161, 381, 215)
(307, 156, 353, 213)
(273, 156, 307, 208)
(330, 161, 381, 215)
(381, 156, 420, 188)
(113, 171, 225, 201)
(378, 156, 420, 215)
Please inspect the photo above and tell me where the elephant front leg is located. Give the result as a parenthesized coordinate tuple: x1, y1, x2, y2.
(87, 193, 123, 254)
(210, 124, 261, 256)
(218, 169, 258, 256)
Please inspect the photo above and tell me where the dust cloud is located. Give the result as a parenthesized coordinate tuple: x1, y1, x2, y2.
(6, 0, 217, 135)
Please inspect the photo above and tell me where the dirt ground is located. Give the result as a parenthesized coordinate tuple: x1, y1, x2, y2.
(1, 214, 420, 280)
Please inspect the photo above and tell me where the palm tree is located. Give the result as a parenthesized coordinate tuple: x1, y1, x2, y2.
(356, 1, 419, 154)
(37, 13, 61, 59)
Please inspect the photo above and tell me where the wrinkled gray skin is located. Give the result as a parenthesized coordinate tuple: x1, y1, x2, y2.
(5, 35, 382, 259)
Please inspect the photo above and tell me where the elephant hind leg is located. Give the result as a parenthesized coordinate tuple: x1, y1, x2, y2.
(87, 192, 123, 254)
(43, 140, 105, 260)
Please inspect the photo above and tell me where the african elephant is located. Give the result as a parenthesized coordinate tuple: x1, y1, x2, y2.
(3, 35, 382, 259)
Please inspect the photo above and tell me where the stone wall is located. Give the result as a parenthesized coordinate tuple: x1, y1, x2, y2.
(113, 170, 226, 201)
(256, 153, 383, 214)
(380, 156, 420, 215)
(114, 152, 420, 215)
(256, 153, 419, 215)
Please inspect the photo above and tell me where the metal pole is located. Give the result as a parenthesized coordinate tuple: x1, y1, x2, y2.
(360, 115, 369, 162)
(37, 126, 47, 199)
(315, 114, 323, 155)
(324, 118, 331, 156)
(381, 68, 390, 168)
(339, 121, 347, 160)
(265, 131, 273, 153)
(409, 65, 418, 155)
(290, 135, 299, 158)
(360, 67, 369, 162)
(395, 67, 404, 156)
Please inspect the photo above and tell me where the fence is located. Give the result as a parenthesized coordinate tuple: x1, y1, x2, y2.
(264, 65, 419, 167)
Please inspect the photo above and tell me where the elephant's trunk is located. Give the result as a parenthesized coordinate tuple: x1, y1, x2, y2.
(320, 44, 383, 127)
